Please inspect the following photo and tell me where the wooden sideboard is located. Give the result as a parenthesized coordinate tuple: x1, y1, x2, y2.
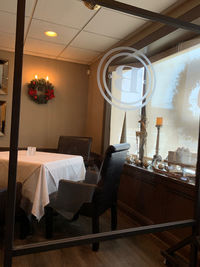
(118, 164, 196, 258)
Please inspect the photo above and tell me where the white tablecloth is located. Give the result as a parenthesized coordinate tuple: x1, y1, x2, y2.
(0, 151, 86, 219)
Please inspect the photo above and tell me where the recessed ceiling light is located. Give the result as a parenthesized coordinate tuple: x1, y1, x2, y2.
(45, 31, 58, 37)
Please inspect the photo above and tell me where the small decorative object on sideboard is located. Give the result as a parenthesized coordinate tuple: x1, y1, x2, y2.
(28, 75, 55, 104)
(134, 158, 141, 166)
(168, 147, 197, 166)
(142, 159, 150, 168)
(126, 154, 134, 164)
(158, 163, 164, 170)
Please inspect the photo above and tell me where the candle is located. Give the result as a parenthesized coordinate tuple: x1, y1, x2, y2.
(156, 117, 163, 126)
(35, 74, 38, 79)
(46, 76, 49, 81)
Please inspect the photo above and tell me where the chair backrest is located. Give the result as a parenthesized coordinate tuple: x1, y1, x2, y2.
(57, 136, 92, 165)
(93, 143, 130, 214)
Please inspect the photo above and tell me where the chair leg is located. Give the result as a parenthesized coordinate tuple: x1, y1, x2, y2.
(45, 206, 53, 239)
(17, 209, 32, 239)
(111, 204, 117, 231)
(92, 215, 99, 251)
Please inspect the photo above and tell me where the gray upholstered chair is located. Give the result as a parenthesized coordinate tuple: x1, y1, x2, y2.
(45, 143, 130, 251)
(57, 136, 92, 167)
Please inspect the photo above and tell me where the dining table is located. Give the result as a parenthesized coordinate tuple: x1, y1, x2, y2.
(0, 150, 86, 220)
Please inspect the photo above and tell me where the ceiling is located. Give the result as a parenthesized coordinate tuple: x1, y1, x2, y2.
(0, 0, 183, 65)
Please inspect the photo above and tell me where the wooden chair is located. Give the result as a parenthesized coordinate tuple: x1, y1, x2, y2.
(57, 136, 92, 167)
(45, 143, 130, 251)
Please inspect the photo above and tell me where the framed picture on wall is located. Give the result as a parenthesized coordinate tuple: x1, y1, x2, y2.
(0, 59, 8, 95)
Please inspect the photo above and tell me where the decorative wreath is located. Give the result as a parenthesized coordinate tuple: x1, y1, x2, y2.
(28, 78, 55, 104)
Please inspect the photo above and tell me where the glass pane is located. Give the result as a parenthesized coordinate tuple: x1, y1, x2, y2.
(110, 67, 144, 155)
(145, 41, 199, 180)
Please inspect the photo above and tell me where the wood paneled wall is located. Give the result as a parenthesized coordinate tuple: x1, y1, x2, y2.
(118, 164, 195, 258)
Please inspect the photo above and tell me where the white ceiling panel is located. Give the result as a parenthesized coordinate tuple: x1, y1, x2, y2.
(59, 46, 100, 63)
(70, 31, 119, 52)
(0, 11, 17, 34)
(85, 8, 146, 39)
(0, 0, 36, 16)
(24, 38, 65, 56)
(117, 0, 178, 13)
(0, 0, 187, 65)
(0, 11, 29, 34)
(0, 31, 15, 51)
(28, 19, 79, 45)
(33, 0, 97, 29)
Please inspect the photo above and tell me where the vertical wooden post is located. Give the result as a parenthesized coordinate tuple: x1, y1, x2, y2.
(3, 0, 26, 266)
(189, 120, 200, 266)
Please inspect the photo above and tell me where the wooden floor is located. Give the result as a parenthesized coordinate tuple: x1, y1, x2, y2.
(0, 210, 168, 267)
